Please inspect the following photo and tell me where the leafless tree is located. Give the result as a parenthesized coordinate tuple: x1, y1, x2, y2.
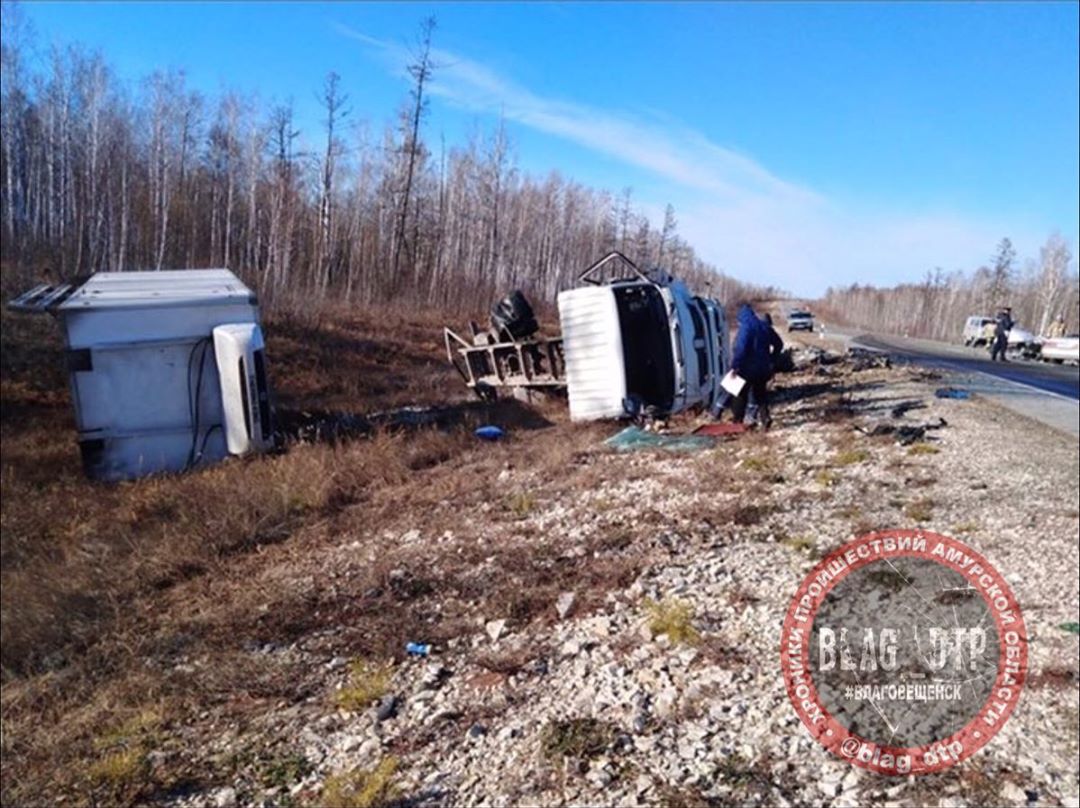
(391, 16, 436, 281)
(0, 18, 781, 315)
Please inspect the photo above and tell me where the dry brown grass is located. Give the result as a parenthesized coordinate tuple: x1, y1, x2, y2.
(0, 301, 565, 801)
(0, 298, 660, 805)
(645, 598, 701, 645)
(904, 497, 935, 523)
(321, 757, 400, 808)
(3, 297, 928, 805)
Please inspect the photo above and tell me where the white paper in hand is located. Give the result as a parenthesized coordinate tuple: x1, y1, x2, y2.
(721, 370, 746, 396)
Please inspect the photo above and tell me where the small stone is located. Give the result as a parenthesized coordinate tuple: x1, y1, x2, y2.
(677, 648, 699, 666)
(496, 725, 520, 742)
(560, 639, 582, 658)
(1000, 783, 1027, 804)
(655, 688, 677, 719)
(586, 767, 613, 788)
(589, 616, 612, 638)
(485, 619, 507, 642)
(421, 664, 449, 689)
(819, 769, 843, 797)
(375, 695, 399, 722)
(213, 786, 237, 807)
(556, 591, 577, 619)
(338, 734, 363, 752)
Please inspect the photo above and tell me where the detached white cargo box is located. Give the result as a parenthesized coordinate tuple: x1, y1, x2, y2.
(9, 269, 273, 481)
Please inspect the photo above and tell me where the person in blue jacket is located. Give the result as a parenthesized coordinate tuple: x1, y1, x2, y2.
(723, 303, 775, 428)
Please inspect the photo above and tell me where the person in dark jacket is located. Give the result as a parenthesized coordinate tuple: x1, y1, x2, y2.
(990, 306, 1013, 362)
(724, 303, 774, 428)
(744, 312, 785, 424)
(762, 312, 785, 374)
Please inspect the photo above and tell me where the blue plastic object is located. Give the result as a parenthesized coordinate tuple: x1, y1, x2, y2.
(934, 387, 970, 400)
(474, 425, 505, 441)
(405, 642, 432, 657)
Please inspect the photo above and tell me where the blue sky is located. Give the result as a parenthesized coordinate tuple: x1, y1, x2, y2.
(15, 1, 1080, 296)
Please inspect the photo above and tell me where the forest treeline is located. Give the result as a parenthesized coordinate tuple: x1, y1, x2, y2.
(0, 14, 782, 314)
(819, 236, 1079, 342)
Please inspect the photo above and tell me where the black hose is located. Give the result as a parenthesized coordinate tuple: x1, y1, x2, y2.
(186, 338, 211, 469)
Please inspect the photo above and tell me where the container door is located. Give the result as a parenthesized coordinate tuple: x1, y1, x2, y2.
(213, 323, 274, 454)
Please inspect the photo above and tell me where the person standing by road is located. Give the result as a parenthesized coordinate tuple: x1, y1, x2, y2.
(762, 312, 785, 373)
(723, 303, 774, 429)
(1047, 315, 1067, 339)
(990, 306, 1014, 362)
(743, 312, 786, 425)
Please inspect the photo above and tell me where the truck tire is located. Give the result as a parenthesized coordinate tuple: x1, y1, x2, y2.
(491, 290, 538, 340)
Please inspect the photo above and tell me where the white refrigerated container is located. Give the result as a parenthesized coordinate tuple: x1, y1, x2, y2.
(8, 269, 274, 480)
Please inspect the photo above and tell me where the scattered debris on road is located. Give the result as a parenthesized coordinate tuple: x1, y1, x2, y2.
(936, 387, 972, 399)
(855, 416, 949, 445)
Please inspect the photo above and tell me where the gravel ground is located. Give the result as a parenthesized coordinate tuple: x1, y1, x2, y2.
(175, 348, 1079, 808)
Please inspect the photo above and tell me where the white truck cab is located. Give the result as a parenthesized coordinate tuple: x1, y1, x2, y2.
(558, 253, 728, 421)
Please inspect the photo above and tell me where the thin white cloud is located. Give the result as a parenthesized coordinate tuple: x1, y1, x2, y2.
(334, 22, 1045, 296)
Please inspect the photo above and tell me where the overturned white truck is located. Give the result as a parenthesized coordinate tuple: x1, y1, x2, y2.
(445, 252, 730, 420)
(9, 269, 274, 481)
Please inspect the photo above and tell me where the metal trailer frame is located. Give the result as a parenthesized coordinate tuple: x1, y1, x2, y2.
(443, 323, 565, 401)
(441, 253, 668, 401)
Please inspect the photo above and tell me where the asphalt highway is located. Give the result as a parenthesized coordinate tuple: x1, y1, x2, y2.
(852, 333, 1079, 401)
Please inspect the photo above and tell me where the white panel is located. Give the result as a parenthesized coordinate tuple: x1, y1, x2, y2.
(64, 303, 257, 348)
(558, 287, 627, 421)
(58, 269, 254, 312)
(213, 323, 271, 455)
(72, 341, 223, 434)
(82, 429, 228, 482)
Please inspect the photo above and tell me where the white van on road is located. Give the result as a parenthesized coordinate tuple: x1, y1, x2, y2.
(962, 315, 997, 346)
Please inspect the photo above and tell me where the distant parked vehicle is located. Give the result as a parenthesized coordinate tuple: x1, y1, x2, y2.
(786, 310, 814, 332)
(962, 315, 996, 346)
(1005, 326, 1040, 359)
(1039, 334, 1080, 365)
